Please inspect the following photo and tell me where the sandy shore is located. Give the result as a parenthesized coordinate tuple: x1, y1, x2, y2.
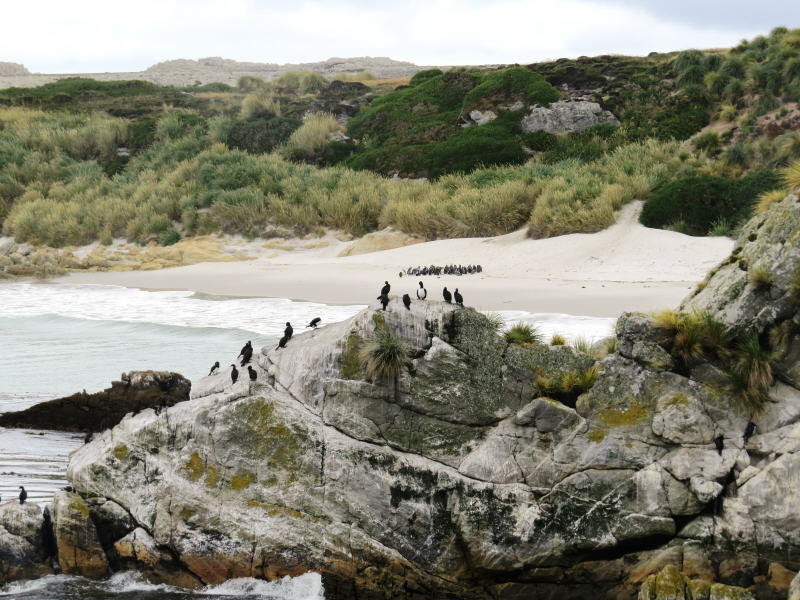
(55, 203, 734, 317)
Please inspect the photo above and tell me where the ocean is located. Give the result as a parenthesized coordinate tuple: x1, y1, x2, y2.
(0, 281, 615, 598)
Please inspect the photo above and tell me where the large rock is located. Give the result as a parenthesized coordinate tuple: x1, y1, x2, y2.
(0, 502, 54, 584)
(51, 491, 109, 578)
(0, 371, 191, 432)
(521, 100, 620, 134)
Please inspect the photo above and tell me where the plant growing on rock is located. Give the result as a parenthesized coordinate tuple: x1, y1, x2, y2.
(653, 310, 731, 366)
(729, 333, 774, 413)
(749, 266, 772, 291)
(504, 323, 542, 345)
(756, 189, 788, 213)
(535, 366, 598, 407)
(360, 327, 410, 400)
(550, 333, 566, 346)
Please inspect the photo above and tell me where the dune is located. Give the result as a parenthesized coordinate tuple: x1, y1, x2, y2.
(55, 203, 734, 317)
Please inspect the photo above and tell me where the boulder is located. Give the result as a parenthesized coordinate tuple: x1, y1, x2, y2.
(51, 491, 109, 578)
(0, 502, 53, 584)
(520, 100, 620, 134)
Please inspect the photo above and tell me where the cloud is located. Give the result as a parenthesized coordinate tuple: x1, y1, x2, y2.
(0, 0, 792, 73)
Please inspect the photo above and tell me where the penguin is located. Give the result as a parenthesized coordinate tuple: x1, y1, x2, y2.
(209, 361, 220, 376)
(284, 322, 294, 340)
(402, 293, 412, 310)
(454, 288, 464, 307)
(714, 434, 724, 455)
(247, 366, 257, 381)
(380, 281, 391, 296)
(443, 287, 452, 303)
(416, 281, 427, 300)
(18, 486, 27, 504)
(743, 421, 757, 442)
(230, 364, 239, 384)
(276, 336, 289, 350)
(307, 317, 321, 328)
(377, 293, 389, 311)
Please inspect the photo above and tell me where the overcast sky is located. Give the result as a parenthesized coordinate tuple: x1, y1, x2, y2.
(3, 0, 799, 73)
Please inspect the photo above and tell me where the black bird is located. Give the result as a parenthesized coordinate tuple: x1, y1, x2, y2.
(402, 293, 412, 310)
(84, 431, 93, 444)
(454, 288, 464, 307)
(230, 364, 239, 384)
(380, 281, 391, 296)
(377, 293, 389, 311)
(238, 341, 253, 366)
(307, 317, 321, 328)
(416, 281, 427, 300)
(61, 485, 74, 493)
(276, 336, 289, 350)
(744, 421, 757, 441)
(209, 361, 220, 376)
(247, 366, 257, 381)
(714, 435, 724, 455)
(18, 486, 27, 504)
(443, 287, 452, 303)
(284, 322, 294, 340)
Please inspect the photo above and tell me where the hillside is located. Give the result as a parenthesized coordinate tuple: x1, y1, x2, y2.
(1, 27, 799, 276)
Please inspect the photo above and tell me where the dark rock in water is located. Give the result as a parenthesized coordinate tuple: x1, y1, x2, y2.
(0, 371, 190, 432)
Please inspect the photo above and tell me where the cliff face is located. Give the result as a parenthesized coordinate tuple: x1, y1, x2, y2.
(11, 194, 799, 598)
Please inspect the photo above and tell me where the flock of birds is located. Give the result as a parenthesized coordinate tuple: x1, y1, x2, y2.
(205, 279, 467, 385)
(400, 264, 482, 277)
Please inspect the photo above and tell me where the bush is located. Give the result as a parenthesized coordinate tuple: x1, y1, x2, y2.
(504, 323, 542, 345)
(227, 115, 301, 154)
(280, 113, 341, 160)
(749, 266, 772, 290)
(640, 171, 781, 235)
(159, 227, 181, 246)
(360, 327, 409, 382)
(550, 333, 566, 345)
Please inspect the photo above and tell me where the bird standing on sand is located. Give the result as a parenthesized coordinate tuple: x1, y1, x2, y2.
(247, 366, 257, 381)
(454, 288, 464, 307)
(209, 361, 220, 376)
(380, 281, 391, 296)
(443, 287, 452, 303)
(238, 341, 253, 366)
(402, 294, 412, 310)
(230, 364, 239, 384)
(18, 486, 27, 504)
(377, 294, 389, 311)
(416, 281, 427, 300)
(307, 317, 321, 328)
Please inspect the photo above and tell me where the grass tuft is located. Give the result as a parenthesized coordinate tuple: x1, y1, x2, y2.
(504, 323, 543, 345)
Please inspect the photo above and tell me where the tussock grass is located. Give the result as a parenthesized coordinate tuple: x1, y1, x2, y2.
(504, 323, 543, 345)
(756, 189, 788, 213)
(280, 113, 342, 159)
(749, 266, 773, 291)
(550, 333, 567, 346)
(360, 327, 409, 382)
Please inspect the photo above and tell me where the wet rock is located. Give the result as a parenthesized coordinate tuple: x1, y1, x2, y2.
(0, 502, 53, 584)
(51, 491, 109, 578)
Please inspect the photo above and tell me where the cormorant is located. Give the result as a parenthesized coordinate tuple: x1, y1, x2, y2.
(307, 317, 321, 329)
(276, 335, 289, 350)
(454, 288, 464, 307)
(62, 485, 74, 493)
(18, 486, 27, 504)
(284, 322, 294, 340)
(230, 364, 239, 384)
(84, 431, 93, 444)
(402, 294, 412, 310)
(380, 281, 391, 296)
(248, 366, 257, 381)
(416, 281, 427, 300)
(714, 435, 724, 455)
(209, 361, 220, 376)
(744, 421, 757, 441)
(377, 293, 389, 311)
(239, 341, 253, 366)
(443, 287, 452, 303)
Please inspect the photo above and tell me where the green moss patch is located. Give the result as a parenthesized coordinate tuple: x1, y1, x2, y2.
(113, 444, 129, 460)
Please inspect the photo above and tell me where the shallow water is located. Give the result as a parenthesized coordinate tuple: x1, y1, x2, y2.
(0, 571, 324, 599)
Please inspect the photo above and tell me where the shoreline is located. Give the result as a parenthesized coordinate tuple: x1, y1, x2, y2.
(47, 204, 734, 318)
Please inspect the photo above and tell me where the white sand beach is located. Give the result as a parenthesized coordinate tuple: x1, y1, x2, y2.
(55, 203, 734, 317)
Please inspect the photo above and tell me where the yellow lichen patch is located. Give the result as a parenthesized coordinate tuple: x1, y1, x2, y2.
(598, 400, 649, 427)
(179, 507, 196, 520)
(184, 452, 204, 480)
(247, 500, 320, 522)
(113, 444, 129, 460)
(69, 496, 90, 519)
(588, 429, 607, 443)
(205, 466, 218, 488)
(230, 471, 256, 491)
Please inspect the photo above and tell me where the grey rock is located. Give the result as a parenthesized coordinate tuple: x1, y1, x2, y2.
(520, 100, 620, 134)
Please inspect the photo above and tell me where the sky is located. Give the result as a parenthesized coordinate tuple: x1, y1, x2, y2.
(2, 0, 799, 73)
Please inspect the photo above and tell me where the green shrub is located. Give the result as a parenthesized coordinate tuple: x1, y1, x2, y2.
(504, 323, 543, 345)
(729, 333, 773, 414)
(550, 333, 566, 345)
(409, 69, 443, 86)
(360, 327, 409, 382)
(227, 115, 301, 154)
(159, 228, 181, 246)
(749, 266, 772, 290)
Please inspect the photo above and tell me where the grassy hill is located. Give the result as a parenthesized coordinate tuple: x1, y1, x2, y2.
(1, 27, 800, 257)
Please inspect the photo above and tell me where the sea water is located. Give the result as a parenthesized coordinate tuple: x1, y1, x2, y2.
(0, 282, 614, 598)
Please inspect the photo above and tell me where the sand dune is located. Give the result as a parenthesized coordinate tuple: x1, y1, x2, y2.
(57, 203, 734, 317)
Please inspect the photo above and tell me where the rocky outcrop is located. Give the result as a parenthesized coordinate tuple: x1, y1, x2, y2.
(521, 100, 620, 134)
(0, 502, 54, 584)
(0, 371, 190, 432)
(0, 62, 28, 76)
(638, 565, 754, 600)
(51, 491, 109, 578)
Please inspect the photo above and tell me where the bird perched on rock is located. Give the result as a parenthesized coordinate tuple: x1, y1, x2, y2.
(208, 361, 220, 376)
(18, 486, 27, 504)
(416, 281, 427, 300)
(276, 335, 289, 350)
(238, 341, 253, 366)
(230, 364, 239, 384)
(307, 317, 321, 328)
(84, 431, 93, 444)
(247, 366, 257, 381)
(744, 421, 757, 441)
(454, 288, 464, 307)
(380, 281, 391, 296)
(61, 485, 74, 493)
(377, 293, 389, 311)
(714, 435, 724, 455)
(402, 293, 412, 310)
(284, 322, 294, 340)
(443, 287, 452, 303)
